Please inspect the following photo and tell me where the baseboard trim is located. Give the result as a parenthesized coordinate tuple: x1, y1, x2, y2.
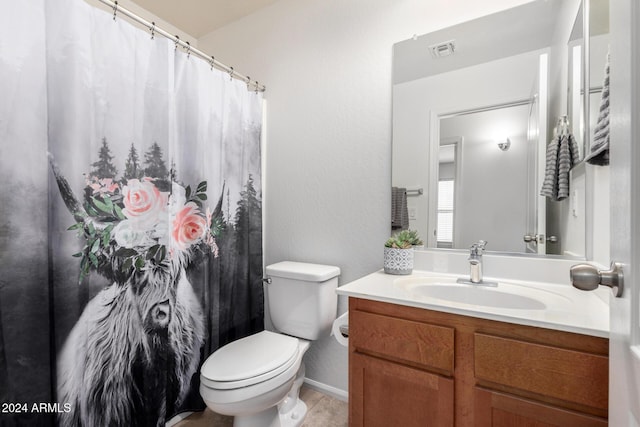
(303, 377, 348, 402)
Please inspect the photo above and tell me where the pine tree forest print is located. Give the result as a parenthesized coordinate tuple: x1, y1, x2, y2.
(0, 1, 264, 426)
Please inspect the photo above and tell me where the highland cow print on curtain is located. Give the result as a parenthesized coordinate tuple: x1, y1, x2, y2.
(0, 0, 264, 425)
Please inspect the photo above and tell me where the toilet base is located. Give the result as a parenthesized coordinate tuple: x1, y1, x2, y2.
(278, 398, 307, 427)
(233, 406, 279, 427)
(232, 398, 307, 427)
(232, 362, 308, 427)
(276, 360, 307, 427)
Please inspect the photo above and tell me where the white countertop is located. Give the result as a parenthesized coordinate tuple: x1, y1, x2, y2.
(337, 269, 610, 338)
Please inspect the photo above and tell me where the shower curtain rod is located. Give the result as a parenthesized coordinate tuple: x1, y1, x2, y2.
(97, 0, 266, 92)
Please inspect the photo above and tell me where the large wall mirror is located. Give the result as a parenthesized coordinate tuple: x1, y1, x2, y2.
(392, 0, 610, 262)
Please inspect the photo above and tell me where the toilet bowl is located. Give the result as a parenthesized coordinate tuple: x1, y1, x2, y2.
(200, 331, 310, 427)
(199, 261, 340, 427)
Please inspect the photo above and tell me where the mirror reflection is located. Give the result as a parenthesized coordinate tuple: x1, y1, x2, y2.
(567, 1, 584, 157)
(392, 0, 610, 261)
(585, 0, 610, 263)
(436, 103, 535, 253)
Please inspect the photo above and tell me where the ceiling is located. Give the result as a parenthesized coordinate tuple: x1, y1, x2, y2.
(130, 0, 279, 38)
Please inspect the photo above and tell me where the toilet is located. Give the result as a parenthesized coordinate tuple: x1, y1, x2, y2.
(199, 261, 340, 427)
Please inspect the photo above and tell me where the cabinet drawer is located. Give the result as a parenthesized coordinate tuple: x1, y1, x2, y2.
(474, 333, 608, 411)
(474, 387, 607, 427)
(351, 310, 454, 374)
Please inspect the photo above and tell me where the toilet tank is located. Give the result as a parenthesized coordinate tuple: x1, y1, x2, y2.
(265, 261, 340, 340)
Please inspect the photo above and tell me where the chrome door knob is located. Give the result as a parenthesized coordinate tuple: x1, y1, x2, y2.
(524, 234, 555, 244)
(570, 262, 624, 297)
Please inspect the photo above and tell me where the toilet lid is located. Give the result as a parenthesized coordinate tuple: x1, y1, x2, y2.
(201, 330, 299, 388)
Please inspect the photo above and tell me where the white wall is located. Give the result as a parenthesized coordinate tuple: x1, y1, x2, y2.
(198, 0, 532, 395)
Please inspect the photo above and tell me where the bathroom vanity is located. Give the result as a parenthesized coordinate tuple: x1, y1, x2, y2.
(338, 269, 609, 426)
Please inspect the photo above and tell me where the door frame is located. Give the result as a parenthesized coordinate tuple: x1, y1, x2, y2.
(608, 0, 640, 424)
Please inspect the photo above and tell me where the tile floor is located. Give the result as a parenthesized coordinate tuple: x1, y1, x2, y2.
(174, 386, 348, 427)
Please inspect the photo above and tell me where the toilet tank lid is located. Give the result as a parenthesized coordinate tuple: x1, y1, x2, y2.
(266, 261, 340, 282)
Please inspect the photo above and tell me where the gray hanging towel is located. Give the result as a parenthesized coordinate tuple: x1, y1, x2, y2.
(540, 133, 580, 201)
(391, 187, 409, 229)
(585, 51, 610, 165)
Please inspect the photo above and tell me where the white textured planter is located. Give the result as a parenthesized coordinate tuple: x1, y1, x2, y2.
(383, 247, 414, 275)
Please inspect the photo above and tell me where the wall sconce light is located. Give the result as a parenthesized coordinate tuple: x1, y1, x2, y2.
(497, 138, 511, 151)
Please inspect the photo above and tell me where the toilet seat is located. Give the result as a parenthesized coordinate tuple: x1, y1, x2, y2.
(201, 331, 299, 390)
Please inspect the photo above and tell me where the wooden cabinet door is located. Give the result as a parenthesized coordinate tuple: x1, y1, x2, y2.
(474, 387, 607, 427)
(350, 352, 454, 427)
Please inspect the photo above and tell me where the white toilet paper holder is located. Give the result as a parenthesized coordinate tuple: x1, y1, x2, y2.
(338, 324, 349, 338)
(331, 312, 349, 347)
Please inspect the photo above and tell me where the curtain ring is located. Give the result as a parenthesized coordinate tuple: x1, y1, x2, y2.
(174, 35, 180, 51)
(150, 22, 156, 40)
(210, 56, 215, 71)
(185, 41, 191, 59)
(246, 76, 251, 90)
(255, 81, 259, 94)
(112, 0, 118, 21)
(229, 67, 234, 81)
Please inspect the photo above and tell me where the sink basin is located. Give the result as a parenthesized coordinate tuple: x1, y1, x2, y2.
(394, 276, 570, 311)
(409, 284, 546, 309)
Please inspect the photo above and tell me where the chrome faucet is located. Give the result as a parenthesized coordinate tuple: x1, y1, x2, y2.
(468, 240, 487, 283)
(457, 240, 497, 286)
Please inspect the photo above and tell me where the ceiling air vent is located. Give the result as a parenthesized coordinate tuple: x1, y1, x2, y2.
(429, 40, 456, 58)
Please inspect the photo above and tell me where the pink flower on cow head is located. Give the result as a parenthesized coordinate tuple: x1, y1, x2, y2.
(172, 202, 208, 252)
(67, 158, 219, 283)
(122, 178, 167, 220)
(86, 176, 120, 194)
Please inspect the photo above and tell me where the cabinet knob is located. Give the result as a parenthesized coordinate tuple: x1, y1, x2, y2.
(570, 262, 624, 297)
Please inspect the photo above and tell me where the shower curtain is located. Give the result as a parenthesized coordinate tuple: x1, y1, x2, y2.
(1, 0, 264, 425)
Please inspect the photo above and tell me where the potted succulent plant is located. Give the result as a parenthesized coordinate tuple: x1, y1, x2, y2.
(405, 229, 424, 250)
(384, 230, 421, 275)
